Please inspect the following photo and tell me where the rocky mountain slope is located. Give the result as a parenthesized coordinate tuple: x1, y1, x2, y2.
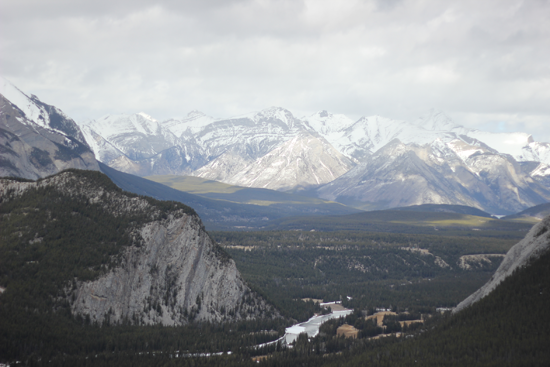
(0, 170, 274, 325)
(80, 105, 550, 214)
(453, 214, 550, 313)
(193, 130, 354, 190)
(315, 138, 550, 214)
(0, 77, 99, 179)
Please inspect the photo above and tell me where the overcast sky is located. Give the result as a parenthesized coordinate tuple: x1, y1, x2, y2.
(1, 0, 549, 141)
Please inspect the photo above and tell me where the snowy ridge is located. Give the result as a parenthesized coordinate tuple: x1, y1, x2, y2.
(0, 77, 69, 136)
(307, 111, 466, 163)
(245, 106, 301, 128)
(0, 77, 48, 129)
(80, 124, 126, 162)
(162, 110, 217, 137)
(465, 130, 534, 160)
(84, 112, 162, 139)
(0, 79, 99, 179)
(306, 108, 550, 168)
(531, 163, 550, 179)
(303, 110, 356, 135)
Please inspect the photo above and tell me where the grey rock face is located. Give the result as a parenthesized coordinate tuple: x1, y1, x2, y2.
(72, 213, 266, 325)
(453, 215, 550, 313)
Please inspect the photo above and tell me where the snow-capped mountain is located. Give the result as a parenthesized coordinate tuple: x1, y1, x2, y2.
(0, 77, 98, 179)
(193, 131, 354, 190)
(307, 109, 550, 168)
(304, 110, 465, 163)
(81, 112, 177, 161)
(80, 111, 209, 176)
(315, 137, 550, 215)
(189, 107, 355, 190)
(78, 105, 550, 214)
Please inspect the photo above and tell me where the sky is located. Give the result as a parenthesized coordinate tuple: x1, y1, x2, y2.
(1, 0, 550, 141)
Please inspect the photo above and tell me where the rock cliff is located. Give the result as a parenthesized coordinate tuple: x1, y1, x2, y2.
(453, 215, 550, 313)
(0, 170, 274, 325)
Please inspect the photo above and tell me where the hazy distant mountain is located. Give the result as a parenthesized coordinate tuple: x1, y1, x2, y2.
(0, 77, 98, 179)
(79, 105, 550, 214)
(83, 107, 354, 189)
(392, 204, 493, 218)
(100, 163, 360, 230)
(504, 202, 550, 221)
(315, 138, 550, 215)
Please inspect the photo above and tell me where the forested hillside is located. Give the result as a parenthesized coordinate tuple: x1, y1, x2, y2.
(322, 246, 550, 366)
(0, 170, 280, 364)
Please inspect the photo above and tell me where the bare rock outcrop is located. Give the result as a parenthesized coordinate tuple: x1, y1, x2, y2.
(453, 215, 550, 313)
(71, 212, 267, 325)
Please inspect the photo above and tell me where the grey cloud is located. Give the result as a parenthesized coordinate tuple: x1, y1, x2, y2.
(1, 0, 549, 142)
(375, 0, 404, 12)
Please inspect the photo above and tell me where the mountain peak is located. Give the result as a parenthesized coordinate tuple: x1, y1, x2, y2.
(259, 106, 292, 116)
(305, 110, 355, 135)
(248, 106, 299, 128)
(414, 109, 460, 131)
(87, 112, 162, 138)
(0, 80, 99, 179)
(187, 110, 206, 118)
(0, 76, 48, 129)
(137, 112, 157, 122)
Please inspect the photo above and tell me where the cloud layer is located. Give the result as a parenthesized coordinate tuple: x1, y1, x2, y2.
(2, 0, 549, 140)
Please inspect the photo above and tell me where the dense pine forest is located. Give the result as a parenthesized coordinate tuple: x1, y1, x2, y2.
(212, 230, 514, 317)
(268, 245, 550, 367)
(3, 246, 547, 366)
(1, 171, 549, 366)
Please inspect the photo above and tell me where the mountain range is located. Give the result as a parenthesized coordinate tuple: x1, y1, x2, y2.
(79, 106, 550, 215)
(2, 77, 550, 366)
(2, 76, 550, 215)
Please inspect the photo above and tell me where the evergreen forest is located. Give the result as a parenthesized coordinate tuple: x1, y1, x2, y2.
(1, 170, 549, 366)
